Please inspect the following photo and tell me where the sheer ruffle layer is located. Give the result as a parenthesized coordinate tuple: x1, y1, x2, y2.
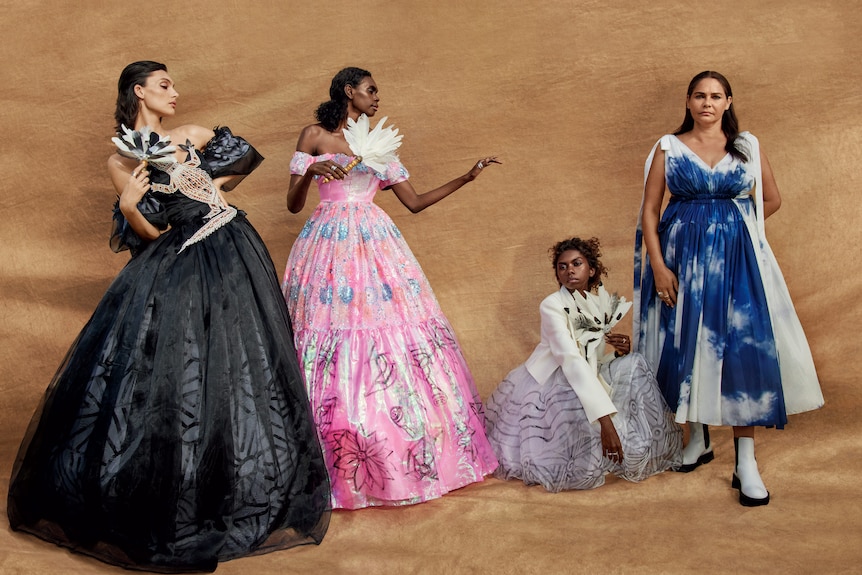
(9, 217, 330, 572)
(485, 355, 681, 492)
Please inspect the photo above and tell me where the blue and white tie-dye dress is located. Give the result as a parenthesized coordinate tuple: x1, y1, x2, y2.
(633, 132, 823, 428)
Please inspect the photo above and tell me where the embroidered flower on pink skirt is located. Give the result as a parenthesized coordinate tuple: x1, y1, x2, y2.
(331, 429, 395, 492)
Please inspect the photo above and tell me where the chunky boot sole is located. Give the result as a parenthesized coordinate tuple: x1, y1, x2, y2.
(675, 448, 715, 473)
(732, 474, 770, 506)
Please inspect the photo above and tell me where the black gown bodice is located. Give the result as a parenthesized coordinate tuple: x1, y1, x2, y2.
(111, 126, 264, 255)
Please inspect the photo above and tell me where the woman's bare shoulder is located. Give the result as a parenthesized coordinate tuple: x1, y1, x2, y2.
(296, 123, 331, 153)
(170, 124, 215, 149)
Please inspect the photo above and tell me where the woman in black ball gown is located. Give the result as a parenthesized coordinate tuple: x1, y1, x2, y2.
(7, 60, 330, 573)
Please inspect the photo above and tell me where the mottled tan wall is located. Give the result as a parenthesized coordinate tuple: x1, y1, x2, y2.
(3, 0, 859, 440)
(1, 2, 860, 571)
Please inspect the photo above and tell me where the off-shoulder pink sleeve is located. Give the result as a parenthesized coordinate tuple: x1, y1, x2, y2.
(378, 160, 410, 188)
(290, 151, 315, 176)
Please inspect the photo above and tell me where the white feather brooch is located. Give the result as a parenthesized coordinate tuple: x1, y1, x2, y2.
(571, 285, 634, 365)
(342, 114, 403, 173)
(112, 125, 176, 166)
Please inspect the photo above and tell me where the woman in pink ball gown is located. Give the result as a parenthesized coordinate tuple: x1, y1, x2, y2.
(282, 67, 500, 510)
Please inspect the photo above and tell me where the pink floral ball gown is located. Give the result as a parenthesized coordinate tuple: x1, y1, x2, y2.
(283, 151, 498, 509)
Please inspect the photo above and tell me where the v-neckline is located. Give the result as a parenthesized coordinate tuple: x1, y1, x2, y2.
(672, 134, 730, 170)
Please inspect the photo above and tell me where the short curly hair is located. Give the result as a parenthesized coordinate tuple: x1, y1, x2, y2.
(549, 236, 607, 291)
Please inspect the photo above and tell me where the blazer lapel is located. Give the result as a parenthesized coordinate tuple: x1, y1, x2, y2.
(557, 286, 579, 339)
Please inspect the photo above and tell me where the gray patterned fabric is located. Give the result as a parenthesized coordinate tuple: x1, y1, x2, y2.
(486, 354, 681, 491)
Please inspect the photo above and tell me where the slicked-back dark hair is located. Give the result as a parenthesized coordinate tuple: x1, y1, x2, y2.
(114, 60, 167, 133)
(674, 70, 748, 162)
(549, 236, 607, 291)
(315, 67, 372, 131)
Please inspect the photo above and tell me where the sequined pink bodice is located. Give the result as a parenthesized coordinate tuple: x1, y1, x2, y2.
(289, 152, 409, 202)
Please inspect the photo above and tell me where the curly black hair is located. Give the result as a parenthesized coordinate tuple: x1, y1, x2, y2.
(549, 236, 607, 291)
(315, 67, 372, 131)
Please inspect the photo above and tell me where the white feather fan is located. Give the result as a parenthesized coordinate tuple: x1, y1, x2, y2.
(342, 114, 403, 174)
(572, 285, 634, 364)
(112, 124, 176, 165)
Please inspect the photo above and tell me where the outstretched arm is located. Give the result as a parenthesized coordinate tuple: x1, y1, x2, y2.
(389, 156, 501, 213)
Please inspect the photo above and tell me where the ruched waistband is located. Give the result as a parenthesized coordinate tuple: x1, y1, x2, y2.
(669, 195, 750, 204)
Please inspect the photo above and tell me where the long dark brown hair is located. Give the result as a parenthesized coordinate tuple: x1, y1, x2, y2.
(674, 70, 748, 162)
(114, 61, 167, 133)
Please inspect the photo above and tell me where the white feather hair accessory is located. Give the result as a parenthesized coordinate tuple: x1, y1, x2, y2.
(112, 124, 176, 165)
(342, 114, 403, 174)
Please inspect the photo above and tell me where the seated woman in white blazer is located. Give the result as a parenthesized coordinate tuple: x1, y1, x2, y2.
(485, 236, 681, 491)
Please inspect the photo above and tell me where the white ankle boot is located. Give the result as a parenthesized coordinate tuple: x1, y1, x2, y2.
(677, 422, 714, 472)
(733, 437, 770, 506)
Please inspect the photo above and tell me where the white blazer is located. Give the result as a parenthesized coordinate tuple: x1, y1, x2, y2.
(524, 286, 618, 423)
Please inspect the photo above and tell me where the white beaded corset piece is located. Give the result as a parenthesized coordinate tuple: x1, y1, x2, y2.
(150, 142, 237, 252)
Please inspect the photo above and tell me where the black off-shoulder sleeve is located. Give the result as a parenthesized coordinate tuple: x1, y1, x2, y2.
(202, 126, 264, 184)
(109, 193, 169, 257)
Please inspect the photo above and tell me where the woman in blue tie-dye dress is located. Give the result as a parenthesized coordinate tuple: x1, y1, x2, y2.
(634, 71, 823, 507)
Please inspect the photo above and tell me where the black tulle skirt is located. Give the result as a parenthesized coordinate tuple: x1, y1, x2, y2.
(7, 213, 331, 573)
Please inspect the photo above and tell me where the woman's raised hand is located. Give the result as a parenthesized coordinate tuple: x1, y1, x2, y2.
(121, 161, 150, 207)
(465, 156, 502, 181)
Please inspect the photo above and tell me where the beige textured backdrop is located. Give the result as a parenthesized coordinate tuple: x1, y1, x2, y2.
(1, 1, 860, 573)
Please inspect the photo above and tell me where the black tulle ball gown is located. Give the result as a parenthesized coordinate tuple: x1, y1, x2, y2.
(7, 127, 331, 573)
